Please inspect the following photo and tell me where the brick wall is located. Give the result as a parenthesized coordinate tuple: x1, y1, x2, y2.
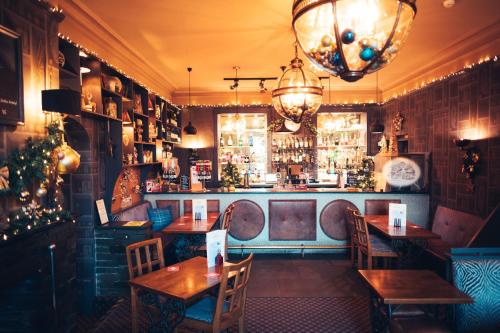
(381, 60, 500, 218)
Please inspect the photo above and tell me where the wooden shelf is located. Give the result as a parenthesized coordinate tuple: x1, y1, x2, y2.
(124, 162, 162, 167)
(134, 141, 156, 146)
(101, 87, 126, 99)
(133, 111, 148, 118)
(81, 110, 122, 122)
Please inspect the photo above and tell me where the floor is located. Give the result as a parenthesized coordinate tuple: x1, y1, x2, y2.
(80, 255, 372, 333)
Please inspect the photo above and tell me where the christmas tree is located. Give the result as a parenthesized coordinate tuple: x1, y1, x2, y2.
(355, 157, 376, 191)
(220, 161, 241, 188)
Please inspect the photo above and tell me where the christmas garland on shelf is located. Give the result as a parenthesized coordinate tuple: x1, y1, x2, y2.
(0, 122, 75, 242)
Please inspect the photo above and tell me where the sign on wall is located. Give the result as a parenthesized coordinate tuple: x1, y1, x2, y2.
(0, 25, 23, 125)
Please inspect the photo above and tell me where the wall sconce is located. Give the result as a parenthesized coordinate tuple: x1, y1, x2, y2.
(454, 138, 479, 190)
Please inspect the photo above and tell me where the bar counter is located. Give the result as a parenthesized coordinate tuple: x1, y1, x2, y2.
(144, 189, 429, 254)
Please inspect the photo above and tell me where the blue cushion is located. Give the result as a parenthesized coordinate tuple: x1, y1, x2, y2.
(147, 207, 173, 231)
(185, 296, 229, 323)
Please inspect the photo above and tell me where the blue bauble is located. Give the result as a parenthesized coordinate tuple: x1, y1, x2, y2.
(341, 29, 356, 44)
(360, 47, 376, 61)
(328, 52, 341, 66)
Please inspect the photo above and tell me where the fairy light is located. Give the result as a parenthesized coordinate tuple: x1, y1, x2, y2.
(58, 33, 176, 107)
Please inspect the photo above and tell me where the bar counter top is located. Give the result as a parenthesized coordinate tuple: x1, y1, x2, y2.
(147, 188, 428, 195)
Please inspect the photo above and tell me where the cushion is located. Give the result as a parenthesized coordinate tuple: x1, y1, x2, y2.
(370, 237, 395, 253)
(147, 207, 173, 231)
(431, 206, 483, 248)
(185, 296, 229, 323)
(113, 201, 152, 221)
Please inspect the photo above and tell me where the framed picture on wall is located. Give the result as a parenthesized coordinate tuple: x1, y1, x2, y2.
(0, 25, 24, 125)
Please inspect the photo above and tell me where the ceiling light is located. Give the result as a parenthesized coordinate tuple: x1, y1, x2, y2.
(183, 67, 197, 135)
(272, 43, 323, 123)
(292, 0, 417, 82)
(442, 0, 455, 8)
(80, 66, 90, 74)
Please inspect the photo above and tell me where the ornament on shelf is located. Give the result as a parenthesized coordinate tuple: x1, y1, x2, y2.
(393, 112, 404, 132)
(378, 134, 388, 154)
(0, 166, 9, 190)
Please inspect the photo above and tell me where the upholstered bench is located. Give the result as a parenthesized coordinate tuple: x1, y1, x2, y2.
(426, 205, 483, 261)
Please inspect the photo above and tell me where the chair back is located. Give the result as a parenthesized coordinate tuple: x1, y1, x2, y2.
(184, 199, 220, 214)
(155, 199, 180, 219)
(221, 204, 236, 231)
(213, 253, 254, 331)
(126, 238, 165, 279)
(451, 248, 500, 333)
(346, 207, 360, 244)
(353, 211, 371, 256)
(364, 199, 401, 215)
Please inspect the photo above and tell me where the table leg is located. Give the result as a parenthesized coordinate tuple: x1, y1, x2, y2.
(369, 290, 391, 332)
(131, 286, 138, 333)
(391, 239, 428, 268)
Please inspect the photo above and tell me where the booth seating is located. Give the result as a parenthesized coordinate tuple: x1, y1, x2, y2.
(426, 205, 497, 262)
(113, 201, 152, 222)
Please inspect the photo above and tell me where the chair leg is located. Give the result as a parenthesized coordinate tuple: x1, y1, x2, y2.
(367, 255, 373, 270)
(357, 248, 363, 269)
(350, 242, 355, 266)
(239, 316, 246, 333)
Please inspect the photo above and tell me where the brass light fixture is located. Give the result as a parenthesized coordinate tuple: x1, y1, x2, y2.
(292, 0, 417, 82)
(272, 43, 323, 123)
(183, 67, 197, 135)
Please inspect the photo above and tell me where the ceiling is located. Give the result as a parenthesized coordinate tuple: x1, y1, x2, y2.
(64, 0, 500, 102)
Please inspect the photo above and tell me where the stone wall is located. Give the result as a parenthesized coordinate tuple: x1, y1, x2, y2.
(381, 60, 500, 218)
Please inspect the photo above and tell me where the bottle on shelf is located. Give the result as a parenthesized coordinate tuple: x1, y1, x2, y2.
(227, 135, 233, 146)
(219, 135, 224, 147)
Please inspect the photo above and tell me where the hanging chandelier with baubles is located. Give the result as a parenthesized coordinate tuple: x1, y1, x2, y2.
(292, 0, 417, 82)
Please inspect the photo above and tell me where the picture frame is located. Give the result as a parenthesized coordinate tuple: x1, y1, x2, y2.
(0, 25, 24, 125)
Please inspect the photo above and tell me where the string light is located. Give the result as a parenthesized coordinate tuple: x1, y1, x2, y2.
(58, 33, 176, 107)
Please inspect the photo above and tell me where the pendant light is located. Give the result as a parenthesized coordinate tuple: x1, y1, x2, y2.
(272, 42, 323, 123)
(292, 0, 417, 82)
(370, 72, 385, 133)
(183, 67, 197, 135)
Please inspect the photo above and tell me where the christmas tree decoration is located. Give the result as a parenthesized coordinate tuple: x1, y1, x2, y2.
(0, 121, 75, 242)
(220, 161, 241, 191)
(57, 143, 80, 174)
(0, 166, 9, 190)
(355, 157, 376, 191)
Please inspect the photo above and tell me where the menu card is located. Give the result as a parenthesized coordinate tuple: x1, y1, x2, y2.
(192, 199, 208, 220)
(388, 203, 407, 228)
(96, 199, 109, 225)
(206, 229, 227, 268)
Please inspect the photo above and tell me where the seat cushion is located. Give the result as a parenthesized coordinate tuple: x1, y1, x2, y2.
(185, 296, 229, 323)
(426, 238, 452, 261)
(147, 207, 173, 231)
(431, 205, 483, 248)
(370, 237, 395, 254)
(390, 316, 452, 333)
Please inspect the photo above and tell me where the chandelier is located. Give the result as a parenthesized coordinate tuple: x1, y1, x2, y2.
(292, 0, 417, 82)
(272, 44, 323, 123)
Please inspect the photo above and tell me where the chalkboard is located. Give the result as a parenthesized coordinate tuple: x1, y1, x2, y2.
(180, 175, 189, 190)
(0, 25, 23, 125)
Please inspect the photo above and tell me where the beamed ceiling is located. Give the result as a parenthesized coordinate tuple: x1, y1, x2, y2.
(59, 0, 500, 104)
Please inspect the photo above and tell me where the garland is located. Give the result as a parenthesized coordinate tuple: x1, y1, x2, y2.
(0, 122, 74, 242)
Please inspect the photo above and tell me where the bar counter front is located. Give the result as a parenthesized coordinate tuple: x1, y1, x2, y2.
(145, 188, 429, 254)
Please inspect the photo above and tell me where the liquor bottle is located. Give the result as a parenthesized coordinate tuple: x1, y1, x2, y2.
(249, 135, 254, 147)
(295, 137, 299, 148)
(272, 137, 277, 147)
(215, 249, 223, 266)
(238, 135, 243, 147)
(219, 135, 224, 147)
(227, 135, 233, 146)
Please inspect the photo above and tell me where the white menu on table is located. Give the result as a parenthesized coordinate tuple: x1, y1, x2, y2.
(192, 198, 208, 220)
(388, 203, 407, 227)
(206, 229, 227, 268)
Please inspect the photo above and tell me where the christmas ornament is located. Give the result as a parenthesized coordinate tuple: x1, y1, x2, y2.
(57, 143, 81, 174)
(0, 166, 9, 190)
(57, 151, 65, 160)
(360, 47, 376, 61)
(36, 186, 47, 198)
(341, 29, 355, 44)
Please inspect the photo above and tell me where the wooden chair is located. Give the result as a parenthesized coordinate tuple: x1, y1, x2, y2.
(184, 199, 220, 214)
(180, 253, 254, 333)
(346, 207, 360, 267)
(221, 203, 236, 231)
(353, 211, 398, 269)
(364, 199, 401, 215)
(126, 238, 165, 279)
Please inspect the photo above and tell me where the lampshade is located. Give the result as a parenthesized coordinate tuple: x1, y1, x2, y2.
(183, 121, 197, 135)
(293, 0, 417, 82)
(272, 50, 323, 123)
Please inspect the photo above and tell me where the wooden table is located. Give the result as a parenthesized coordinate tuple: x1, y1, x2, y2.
(364, 215, 440, 240)
(358, 269, 473, 332)
(162, 212, 220, 234)
(365, 215, 440, 267)
(129, 256, 225, 333)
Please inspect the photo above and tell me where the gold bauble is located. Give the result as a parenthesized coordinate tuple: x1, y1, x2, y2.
(36, 186, 47, 198)
(57, 144, 81, 174)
